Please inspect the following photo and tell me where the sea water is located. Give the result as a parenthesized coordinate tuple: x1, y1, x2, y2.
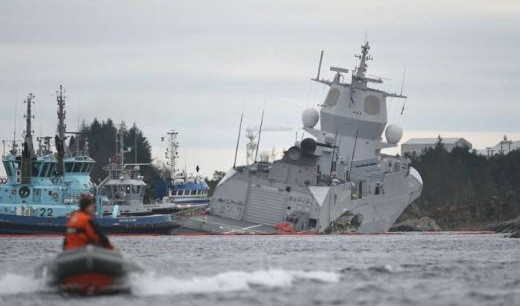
(0, 234, 518, 306)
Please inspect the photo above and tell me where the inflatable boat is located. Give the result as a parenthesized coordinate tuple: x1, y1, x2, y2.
(36, 245, 142, 295)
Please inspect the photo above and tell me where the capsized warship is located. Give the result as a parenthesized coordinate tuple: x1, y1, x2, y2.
(205, 42, 423, 234)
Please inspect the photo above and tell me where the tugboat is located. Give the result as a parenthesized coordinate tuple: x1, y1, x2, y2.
(98, 122, 151, 216)
(0, 86, 175, 234)
(176, 42, 423, 234)
(150, 130, 209, 213)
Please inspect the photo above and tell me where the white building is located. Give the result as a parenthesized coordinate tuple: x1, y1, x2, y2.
(481, 136, 520, 157)
(401, 137, 472, 156)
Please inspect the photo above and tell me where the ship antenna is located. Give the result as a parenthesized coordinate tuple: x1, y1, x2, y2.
(400, 67, 407, 115)
(314, 50, 324, 81)
(399, 67, 406, 96)
(21, 93, 35, 184)
(23, 93, 35, 156)
(253, 107, 265, 163)
(57, 85, 67, 146)
(347, 127, 360, 181)
(233, 112, 244, 169)
(355, 41, 372, 78)
(165, 130, 178, 179)
(134, 125, 138, 164)
(328, 129, 338, 185)
(12, 89, 18, 154)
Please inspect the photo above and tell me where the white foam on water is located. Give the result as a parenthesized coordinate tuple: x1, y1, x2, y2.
(131, 269, 340, 296)
(0, 274, 44, 295)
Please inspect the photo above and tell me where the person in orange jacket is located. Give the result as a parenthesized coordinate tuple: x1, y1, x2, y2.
(63, 195, 114, 250)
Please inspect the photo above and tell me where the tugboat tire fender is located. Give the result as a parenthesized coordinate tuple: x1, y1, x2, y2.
(19, 186, 31, 198)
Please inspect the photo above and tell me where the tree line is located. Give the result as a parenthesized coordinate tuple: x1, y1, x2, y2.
(82, 118, 225, 201)
(404, 137, 520, 229)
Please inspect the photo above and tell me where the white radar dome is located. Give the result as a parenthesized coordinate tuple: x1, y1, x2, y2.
(302, 108, 319, 128)
(385, 124, 403, 144)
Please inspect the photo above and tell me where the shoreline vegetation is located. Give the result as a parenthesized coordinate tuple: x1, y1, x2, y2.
(395, 137, 520, 232)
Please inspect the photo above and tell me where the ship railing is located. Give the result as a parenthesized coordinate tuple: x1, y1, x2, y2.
(170, 206, 207, 220)
(380, 156, 410, 173)
(172, 213, 247, 234)
(169, 206, 240, 232)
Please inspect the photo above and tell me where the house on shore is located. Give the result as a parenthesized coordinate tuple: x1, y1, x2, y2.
(401, 137, 472, 156)
(481, 136, 520, 157)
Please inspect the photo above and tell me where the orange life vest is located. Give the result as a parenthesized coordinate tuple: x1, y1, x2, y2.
(63, 211, 113, 250)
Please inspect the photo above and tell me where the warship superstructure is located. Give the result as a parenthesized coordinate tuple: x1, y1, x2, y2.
(207, 43, 423, 234)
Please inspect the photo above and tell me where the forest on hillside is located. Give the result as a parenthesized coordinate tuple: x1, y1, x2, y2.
(81, 119, 159, 202)
(401, 138, 520, 230)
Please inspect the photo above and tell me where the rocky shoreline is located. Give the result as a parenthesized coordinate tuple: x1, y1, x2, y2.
(488, 215, 520, 237)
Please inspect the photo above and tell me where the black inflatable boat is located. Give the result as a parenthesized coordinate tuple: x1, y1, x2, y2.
(36, 245, 143, 295)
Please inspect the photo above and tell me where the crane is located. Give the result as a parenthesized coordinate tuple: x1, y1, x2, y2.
(244, 126, 292, 165)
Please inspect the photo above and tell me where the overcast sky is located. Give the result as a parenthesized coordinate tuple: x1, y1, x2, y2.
(1, 0, 519, 176)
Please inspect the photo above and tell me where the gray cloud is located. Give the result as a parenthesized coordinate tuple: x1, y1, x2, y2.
(0, 0, 519, 174)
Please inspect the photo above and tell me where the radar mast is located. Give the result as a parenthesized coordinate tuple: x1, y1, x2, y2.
(164, 130, 179, 179)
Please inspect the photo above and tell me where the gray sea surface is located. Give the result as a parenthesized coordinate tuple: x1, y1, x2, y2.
(0, 234, 519, 306)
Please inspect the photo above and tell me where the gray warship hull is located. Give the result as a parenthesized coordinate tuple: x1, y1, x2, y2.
(205, 161, 422, 234)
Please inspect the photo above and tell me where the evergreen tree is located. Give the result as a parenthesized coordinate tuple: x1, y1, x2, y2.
(407, 136, 520, 229)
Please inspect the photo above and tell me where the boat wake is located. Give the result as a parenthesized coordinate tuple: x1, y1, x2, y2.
(0, 269, 340, 296)
(131, 269, 341, 296)
(0, 273, 45, 295)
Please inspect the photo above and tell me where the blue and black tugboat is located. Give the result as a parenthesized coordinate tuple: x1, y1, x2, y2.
(0, 86, 175, 235)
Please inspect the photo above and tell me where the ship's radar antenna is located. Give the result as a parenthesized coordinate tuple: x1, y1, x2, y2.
(354, 41, 372, 78)
(56, 85, 67, 148)
(23, 93, 35, 157)
(233, 112, 244, 169)
(115, 122, 127, 169)
(163, 130, 179, 179)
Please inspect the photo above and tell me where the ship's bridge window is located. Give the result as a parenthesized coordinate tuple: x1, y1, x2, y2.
(191, 190, 196, 196)
(40, 162, 49, 177)
(3, 161, 12, 176)
(324, 88, 341, 107)
(47, 163, 56, 177)
(364, 95, 381, 115)
(65, 162, 73, 172)
(72, 162, 82, 173)
(31, 162, 42, 177)
(9, 161, 20, 170)
(80, 163, 89, 172)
